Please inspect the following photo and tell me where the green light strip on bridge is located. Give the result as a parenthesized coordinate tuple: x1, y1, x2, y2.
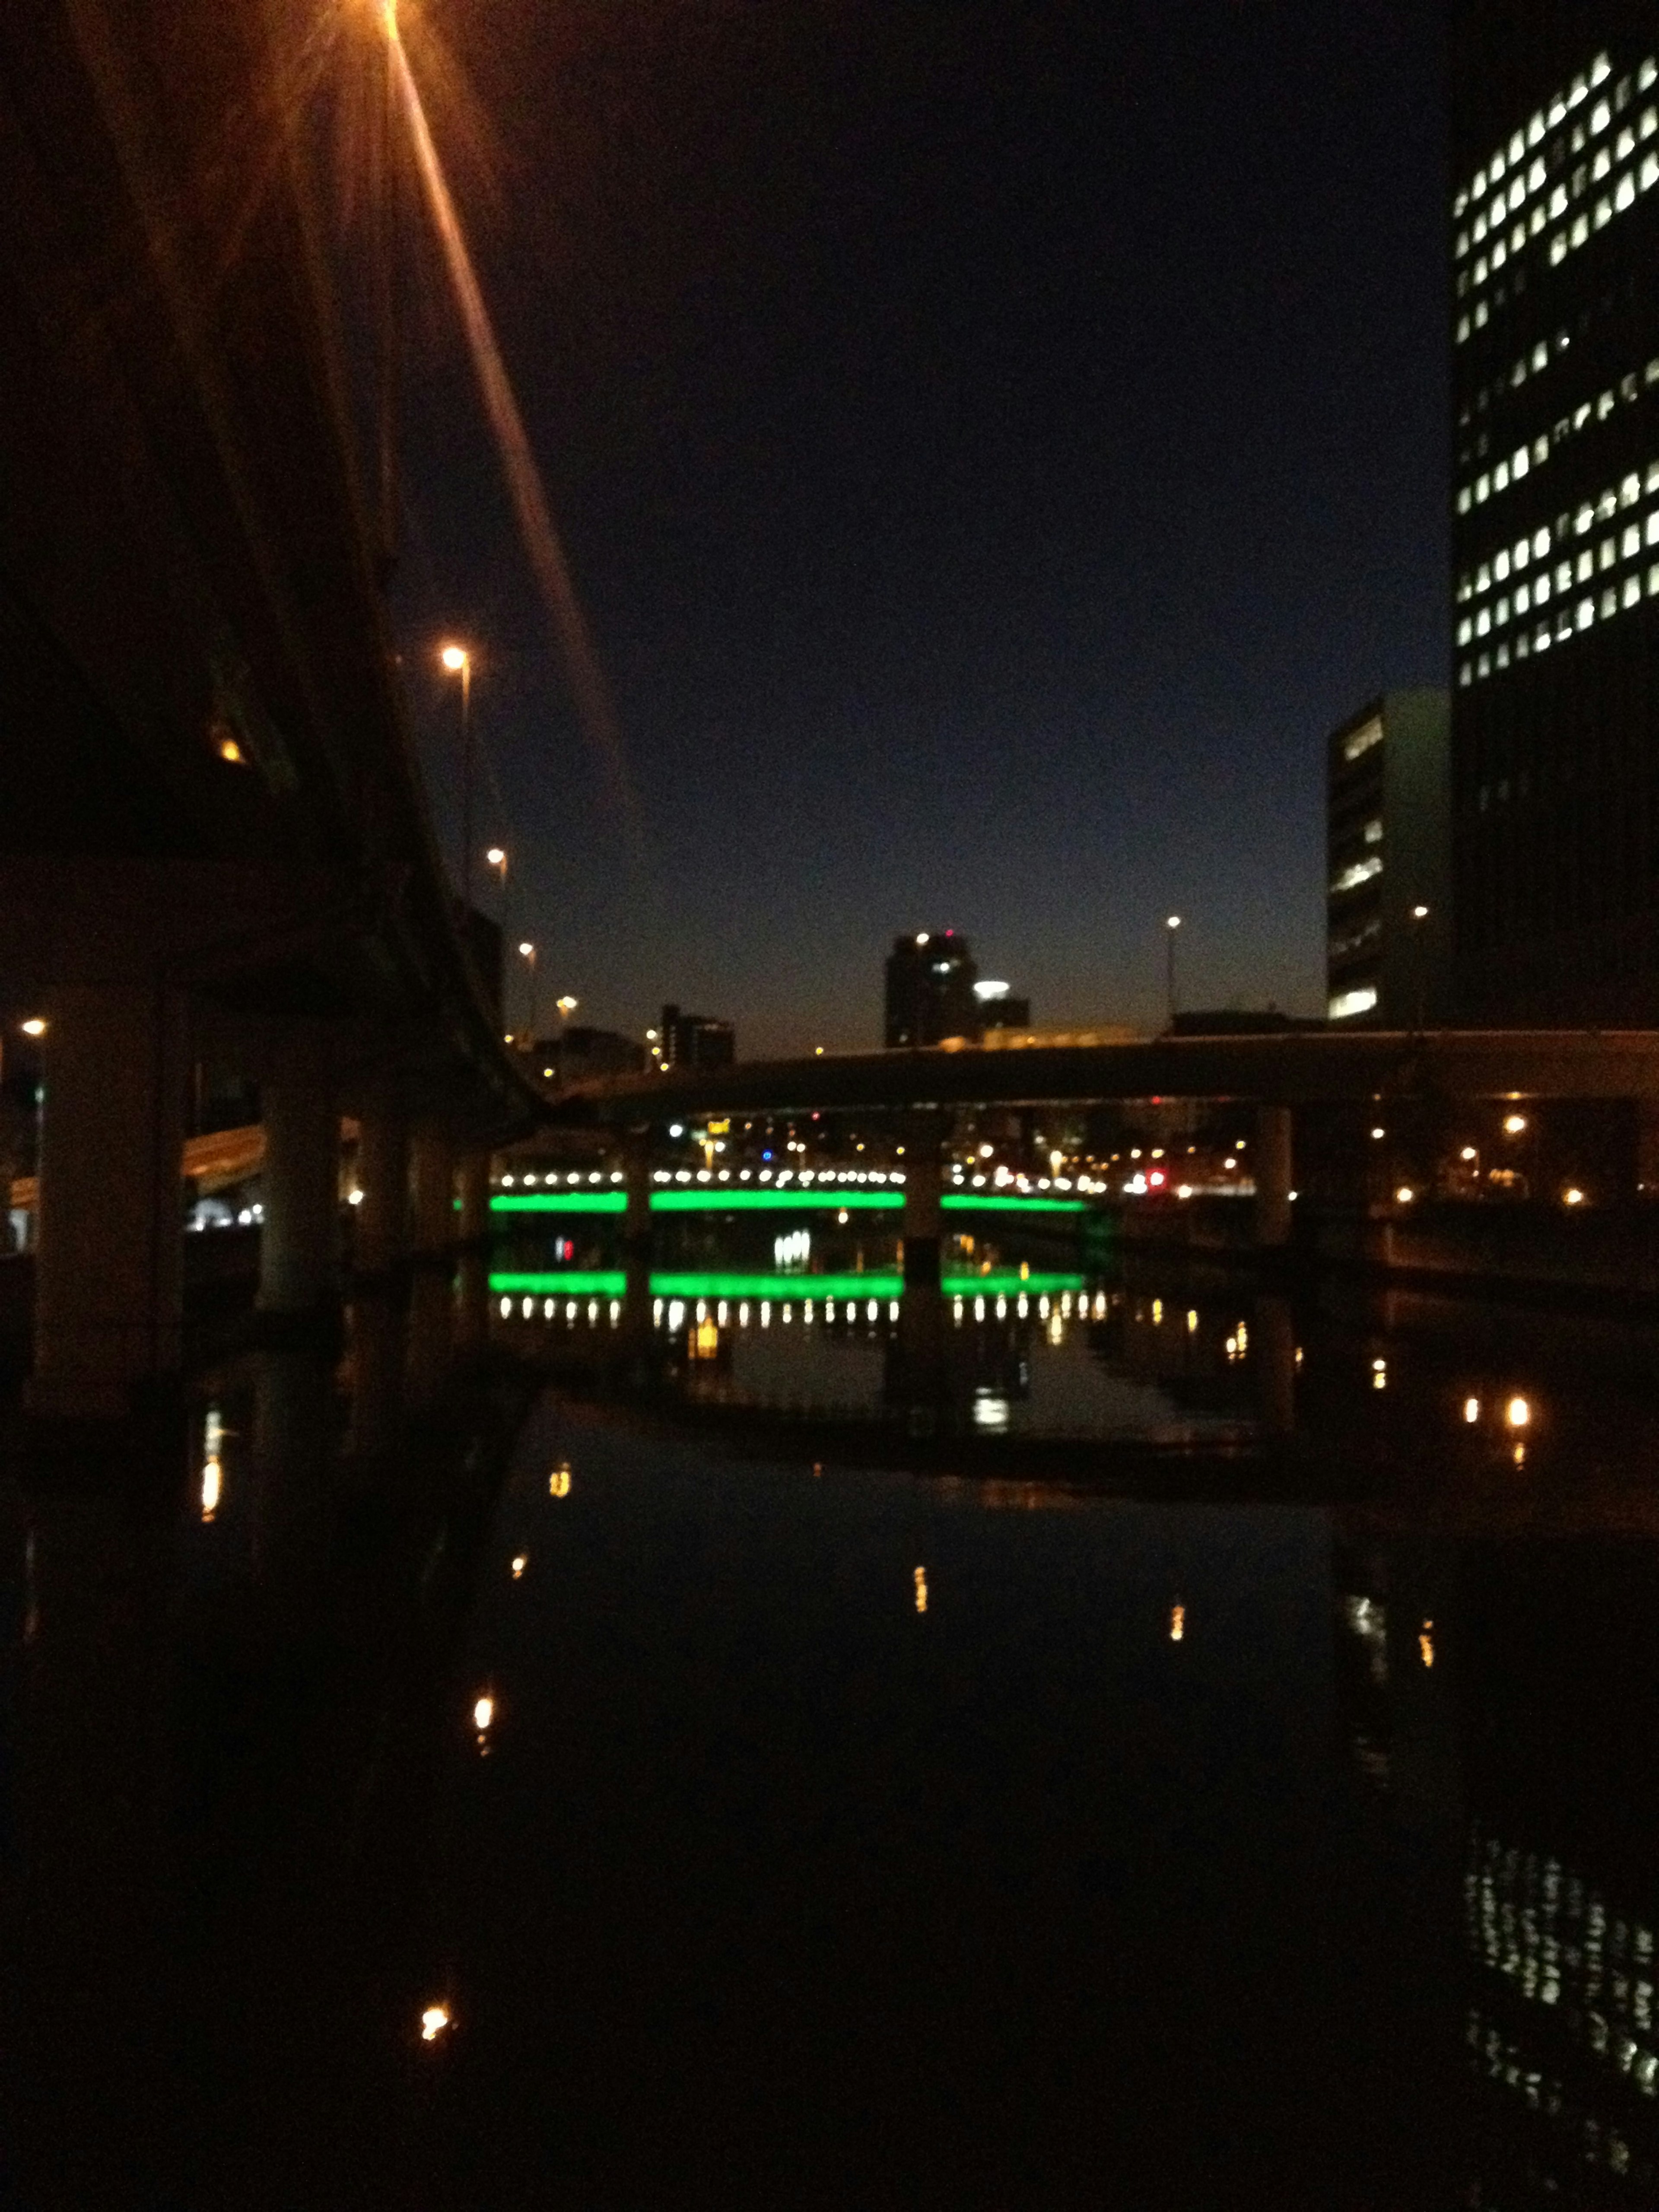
(490, 1187, 1093, 1220)
(492, 1191, 627, 1214)
(493, 1271, 629, 1295)
(489, 1269, 1088, 1301)
(941, 1193, 1088, 1215)
(651, 1272, 905, 1300)
(650, 1186, 900, 1212)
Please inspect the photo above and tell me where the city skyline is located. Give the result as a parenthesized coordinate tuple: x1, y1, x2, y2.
(393, 0, 1448, 1056)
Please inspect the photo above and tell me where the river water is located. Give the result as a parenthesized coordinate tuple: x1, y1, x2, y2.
(6, 1224, 1659, 2208)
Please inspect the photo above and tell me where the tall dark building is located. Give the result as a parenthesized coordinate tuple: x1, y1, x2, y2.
(884, 932, 979, 1047)
(1452, 8, 1659, 1020)
(658, 1004, 735, 1070)
(1327, 691, 1451, 1024)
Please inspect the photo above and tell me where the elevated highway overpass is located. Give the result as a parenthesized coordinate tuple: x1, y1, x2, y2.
(0, 0, 542, 1421)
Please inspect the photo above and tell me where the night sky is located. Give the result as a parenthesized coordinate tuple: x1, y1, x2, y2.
(391, 0, 1449, 1057)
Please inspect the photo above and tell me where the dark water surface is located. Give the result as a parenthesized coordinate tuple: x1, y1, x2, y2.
(6, 1265, 1659, 2209)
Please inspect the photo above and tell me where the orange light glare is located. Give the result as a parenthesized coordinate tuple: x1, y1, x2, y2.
(1506, 1395, 1531, 1429)
(1419, 1622, 1436, 1668)
(19, 1018, 46, 1038)
(1464, 1396, 1480, 1423)
(548, 1464, 571, 1498)
(913, 1566, 928, 1614)
(1170, 1603, 1185, 1642)
(472, 1694, 494, 1732)
(420, 2003, 451, 2043)
(440, 643, 468, 673)
(511, 1554, 527, 1579)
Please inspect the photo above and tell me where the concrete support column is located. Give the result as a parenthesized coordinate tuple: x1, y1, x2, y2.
(29, 983, 188, 1421)
(350, 1086, 410, 1461)
(407, 1125, 457, 1398)
(1251, 1294, 1296, 1437)
(455, 1150, 492, 1347)
(1254, 1103, 1294, 1250)
(901, 1125, 943, 1290)
(257, 1026, 339, 1318)
(1638, 1101, 1659, 1200)
(354, 1089, 410, 1278)
(618, 1130, 655, 1371)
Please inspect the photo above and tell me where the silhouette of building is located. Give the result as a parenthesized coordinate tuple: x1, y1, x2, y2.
(534, 1027, 646, 1087)
(1451, 10, 1659, 1019)
(884, 932, 979, 1046)
(658, 1004, 735, 1070)
(1326, 692, 1451, 1024)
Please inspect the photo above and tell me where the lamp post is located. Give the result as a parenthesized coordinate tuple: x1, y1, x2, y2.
(1409, 903, 1430, 1032)
(440, 643, 472, 911)
(518, 940, 537, 1049)
(1165, 915, 1182, 1032)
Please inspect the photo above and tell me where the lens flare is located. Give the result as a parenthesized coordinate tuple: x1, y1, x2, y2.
(385, 25, 632, 828)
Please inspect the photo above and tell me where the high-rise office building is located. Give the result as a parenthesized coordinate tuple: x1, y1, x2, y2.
(1327, 691, 1451, 1024)
(884, 932, 979, 1047)
(1452, 9, 1659, 1020)
(658, 1004, 735, 1069)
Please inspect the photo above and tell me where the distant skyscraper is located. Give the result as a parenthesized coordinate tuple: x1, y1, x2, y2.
(1451, 10, 1659, 1020)
(658, 1004, 735, 1069)
(1327, 692, 1450, 1024)
(884, 932, 979, 1047)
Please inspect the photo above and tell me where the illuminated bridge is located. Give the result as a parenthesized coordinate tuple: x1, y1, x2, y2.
(550, 1028, 1659, 1270)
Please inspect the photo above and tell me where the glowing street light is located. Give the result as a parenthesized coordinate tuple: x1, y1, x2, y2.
(1165, 915, 1181, 1030)
(19, 1018, 45, 1038)
(517, 940, 537, 1045)
(439, 643, 474, 911)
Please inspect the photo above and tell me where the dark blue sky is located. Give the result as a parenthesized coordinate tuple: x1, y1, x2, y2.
(393, 0, 1448, 1055)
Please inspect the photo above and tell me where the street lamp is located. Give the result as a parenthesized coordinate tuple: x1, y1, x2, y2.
(1409, 903, 1431, 1031)
(439, 643, 473, 912)
(517, 940, 537, 1046)
(1165, 915, 1182, 1031)
(555, 995, 578, 1022)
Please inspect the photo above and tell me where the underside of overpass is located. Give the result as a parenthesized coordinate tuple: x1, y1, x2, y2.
(0, 0, 546, 1421)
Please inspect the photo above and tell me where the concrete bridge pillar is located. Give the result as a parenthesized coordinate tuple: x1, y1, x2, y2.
(407, 1126, 457, 1398)
(455, 1150, 493, 1348)
(354, 1090, 410, 1278)
(28, 982, 188, 1422)
(1254, 1103, 1294, 1249)
(901, 1124, 944, 1290)
(619, 1131, 655, 1369)
(257, 1026, 339, 1321)
(350, 1087, 410, 1460)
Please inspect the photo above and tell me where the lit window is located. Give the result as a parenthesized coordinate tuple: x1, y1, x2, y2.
(1625, 524, 1643, 559)
(1624, 573, 1641, 608)
(1328, 986, 1379, 1021)
(1331, 856, 1383, 894)
(1577, 597, 1596, 629)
